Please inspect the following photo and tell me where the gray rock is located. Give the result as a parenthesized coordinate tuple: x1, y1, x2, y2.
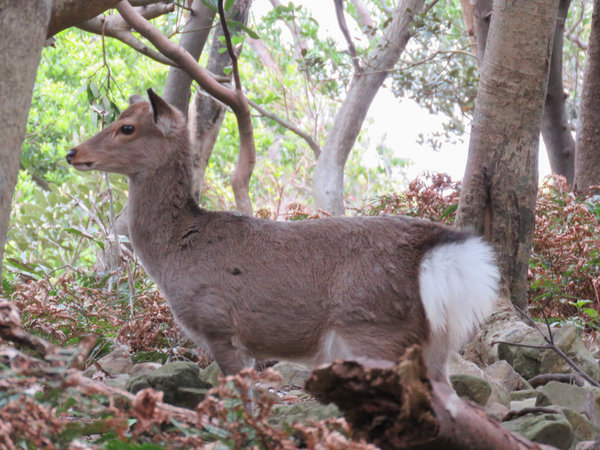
(450, 373, 492, 406)
(510, 397, 538, 412)
(198, 361, 222, 387)
(502, 412, 574, 450)
(126, 361, 211, 408)
(85, 346, 133, 377)
(485, 360, 527, 391)
(129, 362, 161, 378)
(484, 360, 525, 407)
(103, 374, 129, 391)
(498, 325, 600, 382)
(561, 408, 600, 447)
(511, 389, 540, 402)
(484, 401, 509, 421)
(271, 361, 311, 388)
(537, 381, 600, 426)
(268, 400, 340, 427)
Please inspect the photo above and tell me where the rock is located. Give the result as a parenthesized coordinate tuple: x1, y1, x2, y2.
(271, 361, 311, 388)
(484, 360, 526, 407)
(498, 325, 600, 382)
(450, 373, 492, 406)
(448, 354, 486, 378)
(103, 374, 129, 391)
(126, 361, 211, 408)
(85, 346, 133, 377)
(268, 400, 340, 427)
(485, 401, 509, 421)
(511, 389, 540, 402)
(536, 381, 600, 426)
(129, 362, 161, 378)
(198, 361, 222, 387)
(510, 397, 538, 412)
(561, 408, 600, 446)
(540, 327, 600, 381)
(502, 412, 574, 450)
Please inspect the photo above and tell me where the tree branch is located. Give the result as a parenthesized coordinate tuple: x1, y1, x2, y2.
(116, 0, 255, 214)
(218, 0, 242, 91)
(305, 347, 555, 449)
(333, 0, 361, 72)
(247, 99, 321, 158)
(78, 4, 176, 66)
(508, 304, 600, 388)
(47, 0, 169, 37)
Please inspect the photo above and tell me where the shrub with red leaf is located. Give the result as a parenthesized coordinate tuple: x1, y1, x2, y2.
(529, 176, 600, 322)
(360, 172, 461, 224)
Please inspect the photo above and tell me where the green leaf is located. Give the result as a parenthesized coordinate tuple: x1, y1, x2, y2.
(227, 19, 260, 39)
(225, 0, 235, 12)
(200, 0, 218, 12)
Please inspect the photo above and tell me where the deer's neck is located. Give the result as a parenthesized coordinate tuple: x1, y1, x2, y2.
(126, 159, 201, 281)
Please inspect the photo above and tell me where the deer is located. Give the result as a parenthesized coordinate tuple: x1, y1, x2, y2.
(66, 89, 500, 385)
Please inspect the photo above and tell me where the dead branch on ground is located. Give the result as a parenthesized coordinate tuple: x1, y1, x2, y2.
(305, 346, 555, 449)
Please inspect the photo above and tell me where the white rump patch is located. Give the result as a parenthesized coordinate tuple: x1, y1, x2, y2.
(419, 237, 500, 352)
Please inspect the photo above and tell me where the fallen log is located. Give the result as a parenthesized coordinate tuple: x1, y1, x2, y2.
(305, 346, 555, 450)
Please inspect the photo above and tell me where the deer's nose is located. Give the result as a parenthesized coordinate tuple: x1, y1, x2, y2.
(66, 149, 77, 165)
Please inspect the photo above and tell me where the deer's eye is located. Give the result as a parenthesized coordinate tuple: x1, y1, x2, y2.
(120, 125, 135, 135)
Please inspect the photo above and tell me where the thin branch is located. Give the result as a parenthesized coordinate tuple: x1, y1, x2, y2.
(217, 0, 242, 91)
(510, 304, 600, 387)
(333, 0, 361, 73)
(502, 407, 560, 422)
(492, 340, 551, 350)
(78, 4, 176, 66)
(116, 0, 255, 215)
(247, 99, 321, 158)
(528, 373, 585, 388)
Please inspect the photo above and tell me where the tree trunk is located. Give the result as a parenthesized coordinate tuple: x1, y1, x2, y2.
(455, 0, 559, 309)
(312, 0, 426, 216)
(188, 0, 251, 202)
(163, 0, 215, 116)
(541, 0, 575, 185)
(474, 0, 576, 184)
(472, 0, 492, 65)
(0, 0, 52, 290)
(574, 0, 600, 194)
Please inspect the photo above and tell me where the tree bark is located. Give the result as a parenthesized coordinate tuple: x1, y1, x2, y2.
(472, 0, 492, 65)
(474, 0, 576, 184)
(541, 0, 576, 185)
(163, 0, 216, 116)
(47, 0, 164, 38)
(455, 0, 559, 309)
(305, 347, 553, 450)
(0, 0, 52, 291)
(312, 0, 426, 216)
(574, 0, 600, 194)
(187, 0, 251, 202)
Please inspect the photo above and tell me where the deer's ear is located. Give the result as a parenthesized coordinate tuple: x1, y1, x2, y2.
(147, 88, 176, 136)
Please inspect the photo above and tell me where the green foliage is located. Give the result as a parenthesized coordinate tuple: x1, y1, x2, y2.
(392, 0, 478, 147)
(529, 177, 600, 329)
(6, 173, 127, 282)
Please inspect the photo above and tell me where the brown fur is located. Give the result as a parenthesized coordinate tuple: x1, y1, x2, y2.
(66, 90, 483, 379)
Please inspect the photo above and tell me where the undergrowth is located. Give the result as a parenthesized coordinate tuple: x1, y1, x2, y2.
(1, 172, 599, 447)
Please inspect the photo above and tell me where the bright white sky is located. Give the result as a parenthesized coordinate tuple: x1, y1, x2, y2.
(251, 0, 553, 184)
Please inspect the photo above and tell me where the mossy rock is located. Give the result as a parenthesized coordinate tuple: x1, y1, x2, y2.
(126, 361, 212, 408)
